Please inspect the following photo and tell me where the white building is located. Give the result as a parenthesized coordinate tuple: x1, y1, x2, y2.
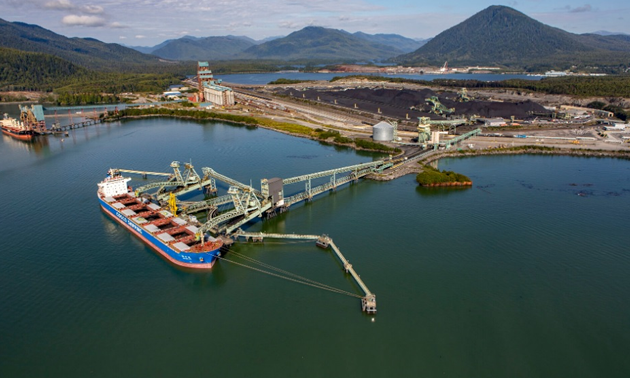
(604, 123, 626, 131)
(197, 61, 235, 106)
(203, 83, 235, 107)
(484, 118, 506, 127)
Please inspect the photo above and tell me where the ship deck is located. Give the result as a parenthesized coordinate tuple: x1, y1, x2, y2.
(104, 192, 222, 253)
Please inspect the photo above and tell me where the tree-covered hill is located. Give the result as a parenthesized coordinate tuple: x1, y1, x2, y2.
(239, 26, 404, 61)
(396, 6, 630, 70)
(352, 32, 427, 53)
(151, 36, 256, 60)
(0, 18, 163, 72)
(0, 47, 181, 94)
(0, 47, 95, 91)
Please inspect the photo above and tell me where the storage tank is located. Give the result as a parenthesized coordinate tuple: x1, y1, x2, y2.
(372, 121, 394, 141)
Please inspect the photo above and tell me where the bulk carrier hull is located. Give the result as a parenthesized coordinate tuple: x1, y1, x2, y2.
(1, 126, 36, 141)
(99, 198, 220, 268)
(97, 170, 223, 269)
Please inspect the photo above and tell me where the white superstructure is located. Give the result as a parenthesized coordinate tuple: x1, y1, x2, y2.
(97, 170, 132, 197)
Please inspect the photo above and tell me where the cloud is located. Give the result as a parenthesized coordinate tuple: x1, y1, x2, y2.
(62, 15, 107, 27)
(279, 21, 301, 29)
(135, 35, 146, 39)
(44, 0, 74, 11)
(110, 22, 127, 29)
(44, 0, 104, 14)
(82, 5, 104, 14)
(570, 4, 592, 13)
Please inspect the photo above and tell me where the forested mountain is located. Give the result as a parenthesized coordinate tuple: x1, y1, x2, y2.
(135, 29, 419, 61)
(0, 18, 162, 71)
(397, 6, 630, 69)
(239, 26, 403, 61)
(353, 32, 427, 53)
(151, 36, 256, 60)
(0, 47, 182, 95)
(0, 47, 94, 91)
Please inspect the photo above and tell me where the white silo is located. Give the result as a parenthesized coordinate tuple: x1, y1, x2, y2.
(372, 121, 395, 141)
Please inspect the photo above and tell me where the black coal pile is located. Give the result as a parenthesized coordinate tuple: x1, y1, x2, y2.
(274, 87, 551, 120)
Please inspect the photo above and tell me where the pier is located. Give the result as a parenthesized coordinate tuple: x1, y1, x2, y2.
(233, 232, 377, 313)
(115, 159, 399, 313)
(111, 130, 476, 313)
(48, 118, 102, 133)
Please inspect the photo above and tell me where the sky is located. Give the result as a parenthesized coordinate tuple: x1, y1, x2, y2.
(3, 0, 629, 46)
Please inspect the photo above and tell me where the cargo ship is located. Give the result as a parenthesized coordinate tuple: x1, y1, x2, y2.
(1, 113, 37, 141)
(97, 169, 223, 268)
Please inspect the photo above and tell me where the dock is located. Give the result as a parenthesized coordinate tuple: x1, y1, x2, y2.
(108, 122, 480, 313)
(234, 231, 377, 313)
(114, 159, 395, 313)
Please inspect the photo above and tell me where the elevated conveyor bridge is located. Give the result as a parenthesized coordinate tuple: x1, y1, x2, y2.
(114, 157, 401, 313)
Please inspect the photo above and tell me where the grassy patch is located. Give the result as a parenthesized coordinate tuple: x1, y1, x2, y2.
(416, 165, 471, 186)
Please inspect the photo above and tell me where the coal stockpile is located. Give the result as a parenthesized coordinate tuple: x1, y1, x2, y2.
(275, 87, 550, 120)
(438, 96, 551, 119)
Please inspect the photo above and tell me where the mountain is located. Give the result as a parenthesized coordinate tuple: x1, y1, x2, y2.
(239, 26, 403, 61)
(0, 18, 161, 71)
(578, 33, 630, 51)
(397, 6, 630, 68)
(150, 36, 256, 60)
(257, 36, 283, 44)
(591, 30, 629, 36)
(353, 32, 427, 53)
(0, 47, 93, 91)
(128, 36, 201, 54)
(130, 35, 278, 57)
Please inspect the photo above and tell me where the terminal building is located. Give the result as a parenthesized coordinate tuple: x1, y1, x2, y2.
(197, 62, 235, 106)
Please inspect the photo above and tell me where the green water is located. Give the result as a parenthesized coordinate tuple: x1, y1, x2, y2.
(1, 118, 629, 377)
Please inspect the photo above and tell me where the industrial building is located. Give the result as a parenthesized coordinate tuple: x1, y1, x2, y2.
(19, 104, 46, 133)
(484, 118, 507, 127)
(197, 62, 235, 106)
(604, 123, 627, 131)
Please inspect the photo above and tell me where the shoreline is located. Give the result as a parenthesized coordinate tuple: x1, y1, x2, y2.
(369, 147, 630, 182)
(106, 113, 402, 155)
(105, 112, 630, 183)
(421, 147, 630, 165)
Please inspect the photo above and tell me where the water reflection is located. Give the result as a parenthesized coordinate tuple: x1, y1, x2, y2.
(415, 185, 472, 197)
(1, 133, 50, 156)
(171, 261, 228, 289)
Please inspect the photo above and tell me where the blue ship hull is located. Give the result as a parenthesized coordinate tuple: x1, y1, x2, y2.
(99, 197, 220, 269)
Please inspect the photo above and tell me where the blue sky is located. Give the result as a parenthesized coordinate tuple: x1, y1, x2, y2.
(3, 0, 629, 46)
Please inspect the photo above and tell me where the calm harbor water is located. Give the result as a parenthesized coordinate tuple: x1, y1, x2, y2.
(1, 117, 629, 377)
